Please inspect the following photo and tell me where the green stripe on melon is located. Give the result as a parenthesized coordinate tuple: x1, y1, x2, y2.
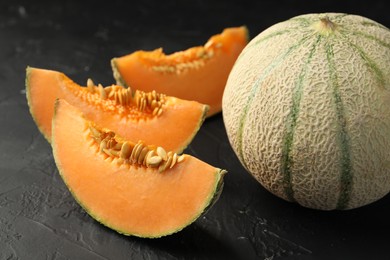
(325, 41, 352, 210)
(222, 13, 390, 210)
(281, 35, 323, 203)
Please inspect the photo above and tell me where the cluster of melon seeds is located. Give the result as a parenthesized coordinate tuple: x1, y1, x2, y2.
(84, 78, 166, 116)
(88, 123, 185, 172)
(147, 45, 218, 74)
(133, 90, 165, 116)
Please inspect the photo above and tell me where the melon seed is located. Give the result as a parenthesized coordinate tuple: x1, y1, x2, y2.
(103, 148, 119, 157)
(137, 146, 150, 165)
(130, 141, 144, 163)
(87, 78, 94, 87)
(89, 126, 101, 139)
(177, 154, 186, 163)
(147, 155, 163, 168)
(106, 138, 117, 149)
(152, 90, 157, 101)
(120, 89, 127, 106)
(108, 87, 116, 98)
(87, 78, 95, 93)
(151, 100, 158, 109)
(143, 150, 153, 166)
(110, 149, 120, 157)
(104, 86, 112, 96)
(152, 107, 159, 116)
(114, 91, 119, 104)
(98, 84, 106, 100)
(159, 155, 173, 172)
(147, 92, 153, 104)
(125, 88, 132, 105)
(156, 146, 167, 161)
(169, 153, 178, 169)
(118, 89, 123, 105)
(99, 139, 108, 152)
(157, 107, 163, 116)
(120, 141, 132, 159)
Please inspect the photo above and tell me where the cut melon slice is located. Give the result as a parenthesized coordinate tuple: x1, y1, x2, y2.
(52, 99, 226, 238)
(26, 67, 208, 153)
(111, 26, 249, 117)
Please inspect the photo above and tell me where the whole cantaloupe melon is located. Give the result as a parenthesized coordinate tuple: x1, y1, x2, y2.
(222, 13, 390, 210)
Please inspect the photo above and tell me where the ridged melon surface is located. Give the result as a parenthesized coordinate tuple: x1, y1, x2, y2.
(222, 13, 390, 210)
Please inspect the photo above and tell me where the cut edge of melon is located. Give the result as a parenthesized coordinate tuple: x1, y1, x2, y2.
(51, 99, 227, 238)
(111, 60, 128, 88)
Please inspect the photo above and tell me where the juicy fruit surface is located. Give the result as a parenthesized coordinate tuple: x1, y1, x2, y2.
(111, 26, 248, 117)
(26, 67, 208, 153)
(26, 67, 63, 142)
(223, 13, 390, 210)
(52, 99, 225, 238)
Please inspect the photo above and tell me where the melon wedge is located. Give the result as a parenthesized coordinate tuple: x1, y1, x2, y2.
(52, 99, 226, 238)
(111, 26, 249, 117)
(26, 67, 208, 153)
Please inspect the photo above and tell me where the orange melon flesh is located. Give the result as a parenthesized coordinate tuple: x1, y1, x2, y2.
(26, 67, 63, 142)
(26, 67, 208, 153)
(52, 99, 226, 238)
(111, 26, 248, 117)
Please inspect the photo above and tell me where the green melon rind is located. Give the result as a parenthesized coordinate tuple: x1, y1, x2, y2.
(111, 59, 128, 88)
(177, 104, 209, 154)
(51, 99, 224, 238)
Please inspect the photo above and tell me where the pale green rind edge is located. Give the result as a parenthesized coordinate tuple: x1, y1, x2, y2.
(111, 58, 129, 88)
(178, 104, 209, 154)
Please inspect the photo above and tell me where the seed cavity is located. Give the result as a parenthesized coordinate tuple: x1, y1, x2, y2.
(134, 90, 165, 115)
(83, 81, 165, 117)
(151, 46, 215, 74)
(88, 124, 184, 172)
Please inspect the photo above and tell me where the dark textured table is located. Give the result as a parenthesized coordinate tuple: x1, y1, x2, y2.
(1, 1, 389, 259)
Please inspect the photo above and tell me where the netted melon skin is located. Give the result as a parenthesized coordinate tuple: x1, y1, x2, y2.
(223, 13, 390, 210)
